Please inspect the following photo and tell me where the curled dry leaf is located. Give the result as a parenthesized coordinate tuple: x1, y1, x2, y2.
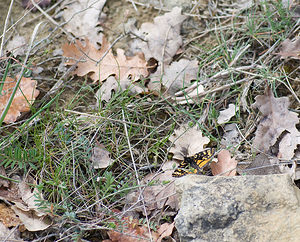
(91, 143, 113, 169)
(211, 150, 237, 176)
(0, 175, 51, 232)
(126, 165, 178, 216)
(62, 37, 148, 83)
(217, 104, 238, 124)
(62, 0, 106, 49)
(11, 206, 51, 232)
(252, 87, 300, 160)
(169, 124, 210, 160)
(0, 76, 39, 124)
(277, 38, 300, 59)
(131, 7, 187, 64)
(157, 222, 175, 242)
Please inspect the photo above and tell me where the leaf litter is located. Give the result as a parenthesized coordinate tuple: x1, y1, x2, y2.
(2, 0, 300, 241)
(0, 173, 51, 232)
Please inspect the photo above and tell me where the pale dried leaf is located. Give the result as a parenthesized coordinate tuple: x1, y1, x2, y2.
(126, 164, 178, 215)
(211, 150, 237, 176)
(217, 104, 238, 124)
(15, 178, 47, 217)
(63, 0, 106, 49)
(95, 75, 146, 103)
(232, 0, 254, 10)
(132, 7, 187, 64)
(169, 124, 210, 160)
(0, 76, 39, 124)
(220, 124, 241, 149)
(162, 59, 199, 95)
(91, 143, 113, 169)
(62, 38, 148, 83)
(253, 88, 300, 159)
(6, 34, 26, 56)
(277, 38, 300, 59)
(11, 206, 51, 232)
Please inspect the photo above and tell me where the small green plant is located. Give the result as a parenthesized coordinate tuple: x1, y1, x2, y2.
(0, 145, 40, 171)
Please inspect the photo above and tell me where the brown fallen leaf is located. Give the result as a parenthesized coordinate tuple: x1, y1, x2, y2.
(277, 38, 300, 59)
(156, 222, 175, 242)
(91, 143, 113, 169)
(0, 76, 39, 124)
(211, 150, 237, 176)
(106, 216, 159, 242)
(169, 124, 210, 160)
(252, 87, 300, 159)
(62, 37, 148, 83)
(126, 161, 178, 216)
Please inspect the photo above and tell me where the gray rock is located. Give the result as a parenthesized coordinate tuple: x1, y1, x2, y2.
(174, 174, 300, 242)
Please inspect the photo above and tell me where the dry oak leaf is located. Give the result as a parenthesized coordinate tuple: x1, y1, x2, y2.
(169, 124, 210, 160)
(0, 76, 39, 124)
(217, 103, 238, 124)
(95, 75, 146, 103)
(132, 7, 187, 64)
(277, 38, 300, 59)
(211, 150, 237, 176)
(91, 143, 113, 169)
(126, 164, 178, 216)
(11, 206, 51, 232)
(148, 59, 199, 95)
(62, 37, 148, 83)
(156, 222, 175, 242)
(62, 0, 106, 49)
(253, 87, 300, 160)
(0, 175, 51, 232)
